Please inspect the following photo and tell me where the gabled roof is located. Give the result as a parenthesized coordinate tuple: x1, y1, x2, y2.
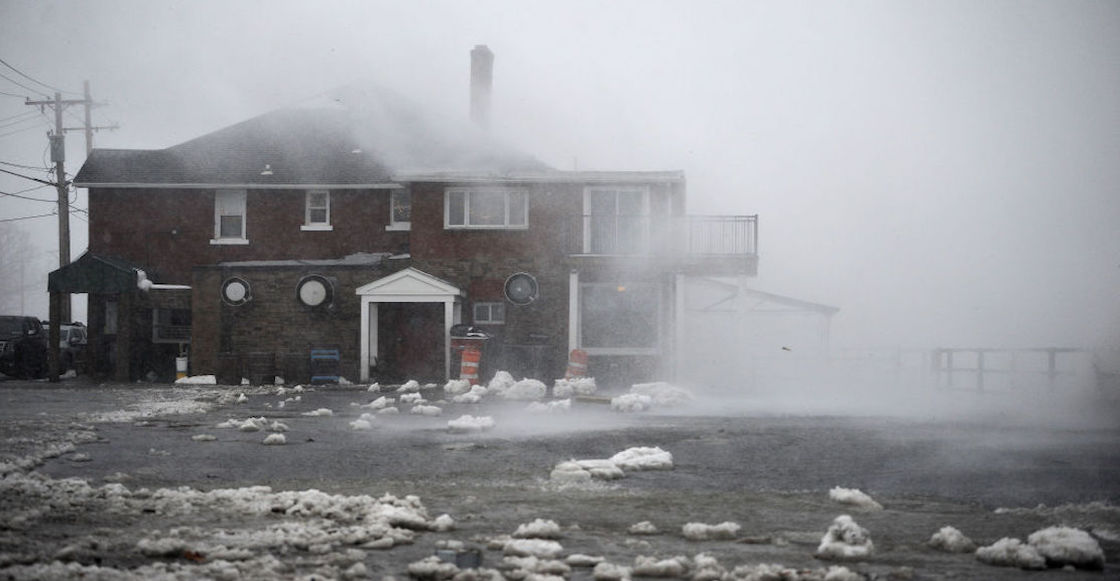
(75, 84, 550, 188)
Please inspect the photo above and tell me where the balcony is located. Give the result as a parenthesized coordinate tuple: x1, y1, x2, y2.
(567, 214, 758, 275)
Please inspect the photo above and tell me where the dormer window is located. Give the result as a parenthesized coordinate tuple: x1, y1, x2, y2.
(301, 189, 332, 231)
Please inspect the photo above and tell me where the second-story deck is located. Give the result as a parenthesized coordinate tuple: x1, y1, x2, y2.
(567, 214, 759, 276)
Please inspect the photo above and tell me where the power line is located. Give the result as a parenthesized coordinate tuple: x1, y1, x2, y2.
(0, 122, 47, 139)
(0, 57, 77, 96)
(0, 211, 55, 223)
(0, 113, 43, 131)
(0, 188, 55, 203)
(0, 159, 51, 172)
(0, 89, 30, 99)
(0, 71, 48, 98)
(0, 166, 59, 187)
(0, 110, 39, 124)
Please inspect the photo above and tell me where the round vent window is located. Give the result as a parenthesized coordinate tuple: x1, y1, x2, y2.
(220, 277, 252, 306)
(504, 272, 539, 305)
(297, 274, 334, 308)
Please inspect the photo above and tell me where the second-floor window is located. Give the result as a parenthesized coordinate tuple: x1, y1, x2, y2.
(212, 189, 248, 244)
(387, 188, 411, 231)
(302, 190, 332, 231)
(445, 187, 528, 229)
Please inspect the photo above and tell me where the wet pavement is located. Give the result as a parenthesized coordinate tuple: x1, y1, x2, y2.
(2, 377, 1119, 579)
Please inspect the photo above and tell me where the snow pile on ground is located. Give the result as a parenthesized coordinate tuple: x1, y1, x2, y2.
(486, 370, 517, 396)
(443, 379, 471, 395)
(527, 399, 571, 414)
(0, 471, 452, 578)
(503, 379, 547, 400)
(448, 415, 495, 433)
(816, 515, 874, 560)
(406, 555, 467, 580)
(84, 395, 215, 423)
(217, 416, 266, 431)
(553, 377, 597, 398)
(378, 406, 400, 415)
(174, 375, 216, 385)
(503, 538, 564, 558)
(364, 396, 393, 409)
(549, 461, 595, 483)
(611, 393, 653, 413)
(513, 518, 563, 539)
(593, 561, 632, 581)
(262, 433, 286, 445)
(397, 380, 421, 392)
(503, 554, 571, 578)
(975, 537, 1046, 569)
(730, 563, 863, 581)
(929, 525, 976, 553)
(301, 408, 333, 417)
(683, 522, 741, 541)
(630, 382, 694, 406)
(629, 521, 659, 535)
(400, 392, 424, 404)
(367, 382, 381, 392)
(551, 447, 670, 482)
(191, 434, 216, 442)
(632, 555, 689, 577)
(452, 384, 488, 404)
(1028, 526, 1104, 570)
(828, 486, 883, 510)
(411, 404, 442, 416)
(350, 413, 376, 430)
(977, 526, 1104, 571)
(567, 554, 605, 567)
(610, 447, 673, 471)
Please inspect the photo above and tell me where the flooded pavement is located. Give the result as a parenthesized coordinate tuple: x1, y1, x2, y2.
(2, 378, 1119, 580)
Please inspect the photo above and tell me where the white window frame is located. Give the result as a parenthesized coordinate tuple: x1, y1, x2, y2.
(210, 189, 249, 245)
(301, 189, 332, 231)
(444, 187, 528, 230)
(386, 188, 411, 231)
(473, 302, 506, 325)
(578, 281, 662, 355)
(581, 185, 650, 254)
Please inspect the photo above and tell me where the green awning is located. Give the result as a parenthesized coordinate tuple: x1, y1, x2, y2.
(48, 252, 139, 294)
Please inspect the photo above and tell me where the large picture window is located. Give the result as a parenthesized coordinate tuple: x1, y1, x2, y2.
(212, 189, 248, 244)
(580, 283, 660, 353)
(445, 187, 528, 229)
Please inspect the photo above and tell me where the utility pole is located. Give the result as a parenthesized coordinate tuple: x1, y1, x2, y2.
(26, 81, 117, 322)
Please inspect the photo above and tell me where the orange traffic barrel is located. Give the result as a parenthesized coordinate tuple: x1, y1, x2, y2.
(460, 346, 482, 385)
(565, 349, 589, 379)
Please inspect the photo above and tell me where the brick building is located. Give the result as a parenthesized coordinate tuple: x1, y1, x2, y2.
(60, 48, 759, 386)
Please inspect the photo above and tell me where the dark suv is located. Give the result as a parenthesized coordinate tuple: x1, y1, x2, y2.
(0, 316, 49, 379)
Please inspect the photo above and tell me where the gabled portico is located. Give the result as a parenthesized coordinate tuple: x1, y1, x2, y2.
(356, 267, 464, 382)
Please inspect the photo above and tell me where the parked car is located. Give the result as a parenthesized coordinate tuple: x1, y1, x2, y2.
(59, 323, 87, 374)
(0, 316, 49, 379)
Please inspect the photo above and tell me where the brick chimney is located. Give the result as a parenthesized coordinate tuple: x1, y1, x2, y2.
(470, 45, 493, 128)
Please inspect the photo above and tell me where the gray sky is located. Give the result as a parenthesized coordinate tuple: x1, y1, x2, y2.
(1, 0, 1117, 351)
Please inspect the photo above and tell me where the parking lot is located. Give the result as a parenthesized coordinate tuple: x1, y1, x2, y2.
(1, 377, 1118, 579)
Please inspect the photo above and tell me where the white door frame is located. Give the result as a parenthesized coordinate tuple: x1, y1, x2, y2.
(356, 268, 463, 382)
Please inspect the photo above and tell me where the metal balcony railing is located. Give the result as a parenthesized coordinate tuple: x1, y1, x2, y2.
(570, 214, 758, 257)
